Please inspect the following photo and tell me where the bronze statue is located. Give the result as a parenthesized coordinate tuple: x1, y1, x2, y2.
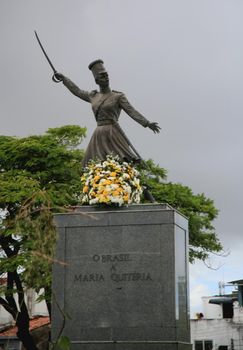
(54, 60, 161, 166)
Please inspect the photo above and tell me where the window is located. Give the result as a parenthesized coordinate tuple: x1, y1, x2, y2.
(205, 341, 213, 350)
(222, 303, 233, 318)
(195, 340, 213, 350)
(195, 341, 203, 350)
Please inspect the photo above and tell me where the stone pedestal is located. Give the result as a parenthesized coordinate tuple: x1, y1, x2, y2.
(52, 204, 192, 350)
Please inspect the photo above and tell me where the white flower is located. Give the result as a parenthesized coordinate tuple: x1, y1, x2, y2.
(89, 198, 99, 205)
(110, 184, 118, 190)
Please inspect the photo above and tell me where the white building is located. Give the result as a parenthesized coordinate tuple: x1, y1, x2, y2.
(0, 277, 48, 329)
(191, 279, 243, 350)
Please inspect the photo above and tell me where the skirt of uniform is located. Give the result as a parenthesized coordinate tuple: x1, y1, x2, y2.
(82, 123, 140, 166)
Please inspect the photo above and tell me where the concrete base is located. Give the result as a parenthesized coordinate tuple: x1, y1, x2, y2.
(52, 204, 192, 350)
(66, 341, 191, 350)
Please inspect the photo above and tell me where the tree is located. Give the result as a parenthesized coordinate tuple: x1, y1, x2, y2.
(0, 125, 86, 349)
(0, 125, 222, 348)
(140, 159, 223, 262)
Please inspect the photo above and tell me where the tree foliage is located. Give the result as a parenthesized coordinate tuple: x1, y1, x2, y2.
(140, 159, 223, 262)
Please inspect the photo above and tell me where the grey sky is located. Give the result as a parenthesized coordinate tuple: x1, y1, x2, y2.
(1, 0, 243, 313)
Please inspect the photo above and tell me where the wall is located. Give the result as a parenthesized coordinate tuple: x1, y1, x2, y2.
(191, 318, 243, 350)
(202, 297, 223, 319)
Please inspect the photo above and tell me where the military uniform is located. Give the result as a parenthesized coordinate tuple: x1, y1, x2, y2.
(63, 76, 150, 166)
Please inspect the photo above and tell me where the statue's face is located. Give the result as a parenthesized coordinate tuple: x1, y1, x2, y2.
(95, 72, 109, 87)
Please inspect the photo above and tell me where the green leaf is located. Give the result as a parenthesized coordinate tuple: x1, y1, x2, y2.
(56, 335, 71, 350)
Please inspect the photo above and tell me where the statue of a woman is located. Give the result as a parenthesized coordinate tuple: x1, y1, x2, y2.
(55, 60, 160, 166)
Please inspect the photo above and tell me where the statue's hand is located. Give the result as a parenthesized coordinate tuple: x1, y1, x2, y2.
(148, 122, 161, 134)
(53, 72, 65, 82)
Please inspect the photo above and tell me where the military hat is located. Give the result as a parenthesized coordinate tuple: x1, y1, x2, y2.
(88, 59, 107, 79)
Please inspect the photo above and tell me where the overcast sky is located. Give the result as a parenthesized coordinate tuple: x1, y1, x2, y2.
(1, 0, 243, 316)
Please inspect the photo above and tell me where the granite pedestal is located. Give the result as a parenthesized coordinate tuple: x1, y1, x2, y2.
(52, 204, 191, 350)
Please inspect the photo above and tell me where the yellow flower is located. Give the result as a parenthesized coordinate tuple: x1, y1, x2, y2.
(123, 194, 129, 202)
(99, 195, 109, 203)
(83, 186, 89, 193)
(103, 179, 112, 185)
(112, 189, 122, 196)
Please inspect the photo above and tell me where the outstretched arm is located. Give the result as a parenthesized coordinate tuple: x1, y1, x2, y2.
(119, 93, 161, 133)
(54, 73, 91, 103)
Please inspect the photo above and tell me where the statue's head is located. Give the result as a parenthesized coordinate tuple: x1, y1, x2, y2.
(88, 59, 109, 87)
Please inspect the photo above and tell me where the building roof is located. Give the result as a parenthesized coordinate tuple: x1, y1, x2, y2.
(209, 297, 237, 305)
(0, 316, 50, 337)
(228, 279, 243, 285)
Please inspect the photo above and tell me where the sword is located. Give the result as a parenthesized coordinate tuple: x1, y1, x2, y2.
(34, 31, 62, 83)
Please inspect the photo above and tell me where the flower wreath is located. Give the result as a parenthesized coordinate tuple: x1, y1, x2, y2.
(81, 155, 143, 206)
